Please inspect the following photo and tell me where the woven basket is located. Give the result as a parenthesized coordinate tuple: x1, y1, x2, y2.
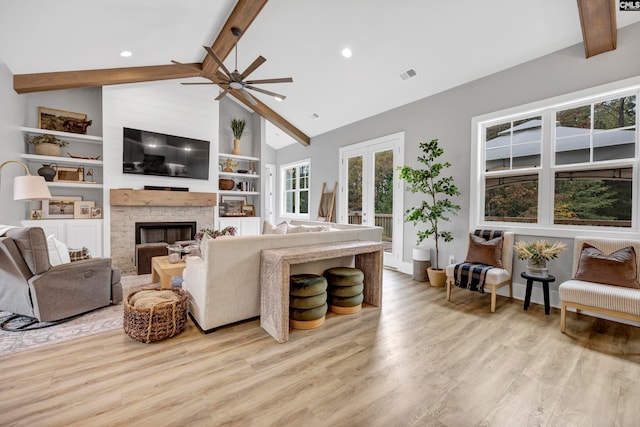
(34, 142, 62, 157)
(123, 287, 188, 343)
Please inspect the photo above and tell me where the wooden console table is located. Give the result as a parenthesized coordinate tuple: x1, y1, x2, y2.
(260, 240, 383, 343)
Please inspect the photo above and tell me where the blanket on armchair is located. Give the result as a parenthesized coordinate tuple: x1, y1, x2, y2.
(453, 230, 503, 294)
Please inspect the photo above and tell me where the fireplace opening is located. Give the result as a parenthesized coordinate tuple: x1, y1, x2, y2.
(135, 221, 197, 245)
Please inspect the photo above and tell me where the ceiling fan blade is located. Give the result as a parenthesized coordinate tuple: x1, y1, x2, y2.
(181, 82, 216, 85)
(240, 88, 258, 106)
(245, 77, 293, 84)
(215, 88, 231, 101)
(203, 46, 232, 77)
(240, 56, 266, 80)
(245, 85, 286, 100)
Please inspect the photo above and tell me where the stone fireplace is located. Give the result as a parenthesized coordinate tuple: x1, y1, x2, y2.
(109, 189, 216, 271)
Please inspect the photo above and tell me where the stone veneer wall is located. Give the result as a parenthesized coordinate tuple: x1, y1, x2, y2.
(111, 206, 215, 270)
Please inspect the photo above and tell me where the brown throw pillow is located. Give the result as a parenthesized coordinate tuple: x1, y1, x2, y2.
(464, 234, 503, 268)
(574, 243, 640, 288)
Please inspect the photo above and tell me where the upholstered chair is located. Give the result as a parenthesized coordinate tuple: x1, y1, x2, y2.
(0, 227, 122, 322)
(445, 230, 514, 312)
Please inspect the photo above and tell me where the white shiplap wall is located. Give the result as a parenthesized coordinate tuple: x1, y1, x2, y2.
(102, 81, 219, 257)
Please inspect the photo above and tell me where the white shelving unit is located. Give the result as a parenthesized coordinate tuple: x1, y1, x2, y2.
(218, 153, 261, 235)
(20, 127, 104, 192)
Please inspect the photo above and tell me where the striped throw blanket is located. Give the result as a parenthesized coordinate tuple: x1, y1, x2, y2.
(453, 230, 503, 294)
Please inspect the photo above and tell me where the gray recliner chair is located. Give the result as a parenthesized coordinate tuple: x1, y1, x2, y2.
(0, 227, 122, 322)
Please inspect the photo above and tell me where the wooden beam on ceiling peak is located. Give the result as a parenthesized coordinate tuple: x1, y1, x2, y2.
(577, 0, 617, 58)
(228, 88, 310, 146)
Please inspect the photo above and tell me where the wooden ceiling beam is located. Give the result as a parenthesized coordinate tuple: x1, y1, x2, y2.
(577, 0, 617, 58)
(13, 63, 203, 94)
(228, 88, 310, 146)
(202, 0, 268, 76)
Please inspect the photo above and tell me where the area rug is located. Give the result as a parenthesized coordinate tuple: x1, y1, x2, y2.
(0, 274, 156, 357)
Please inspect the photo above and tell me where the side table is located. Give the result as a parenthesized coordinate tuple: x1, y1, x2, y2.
(151, 255, 187, 289)
(521, 272, 555, 315)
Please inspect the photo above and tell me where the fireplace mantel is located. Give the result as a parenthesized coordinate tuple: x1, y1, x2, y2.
(110, 189, 216, 207)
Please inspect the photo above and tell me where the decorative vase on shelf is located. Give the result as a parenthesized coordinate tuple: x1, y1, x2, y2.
(37, 163, 58, 182)
(526, 258, 548, 278)
(232, 138, 242, 155)
(34, 143, 62, 157)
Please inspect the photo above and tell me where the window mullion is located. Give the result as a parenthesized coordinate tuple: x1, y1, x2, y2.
(539, 110, 554, 225)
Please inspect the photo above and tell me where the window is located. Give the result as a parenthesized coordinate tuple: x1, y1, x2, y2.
(475, 88, 638, 232)
(280, 159, 310, 218)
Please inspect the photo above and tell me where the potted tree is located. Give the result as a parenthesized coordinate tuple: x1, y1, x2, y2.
(398, 138, 460, 287)
(231, 118, 246, 155)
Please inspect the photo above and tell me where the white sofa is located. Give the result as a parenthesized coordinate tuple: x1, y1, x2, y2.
(560, 236, 640, 332)
(182, 220, 382, 332)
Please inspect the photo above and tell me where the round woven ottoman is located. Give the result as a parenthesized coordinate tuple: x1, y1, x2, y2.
(124, 287, 188, 343)
(324, 267, 364, 314)
(289, 274, 328, 330)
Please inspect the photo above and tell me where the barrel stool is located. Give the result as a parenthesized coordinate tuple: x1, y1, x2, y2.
(289, 274, 328, 330)
(324, 267, 365, 314)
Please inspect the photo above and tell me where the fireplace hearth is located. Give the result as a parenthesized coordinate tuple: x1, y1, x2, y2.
(135, 221, 197, 245)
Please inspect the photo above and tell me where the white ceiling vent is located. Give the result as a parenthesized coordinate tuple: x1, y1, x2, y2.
(398, 68, 418, 81)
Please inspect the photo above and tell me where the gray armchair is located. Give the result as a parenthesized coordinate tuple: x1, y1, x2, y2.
(0, 226, 122, 322)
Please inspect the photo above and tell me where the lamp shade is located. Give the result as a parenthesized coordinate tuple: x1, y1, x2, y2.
(13, 175, 52, 201)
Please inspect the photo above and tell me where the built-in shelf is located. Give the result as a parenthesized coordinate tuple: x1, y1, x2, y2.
(218, 190, 259, 196)
(20, 126, 103, 145)
(219, 172, 260, 179)
(47, 182, 103, 190)
(21, 154, 103, 167)
(218, 153, 259, 162)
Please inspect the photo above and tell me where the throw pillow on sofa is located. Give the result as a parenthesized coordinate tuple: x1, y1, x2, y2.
(47, 234, 71, 266)
(262, 220, 288, 235)
(574, 243, 640, 289)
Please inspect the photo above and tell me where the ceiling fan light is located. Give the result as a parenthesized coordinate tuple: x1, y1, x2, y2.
(274, 96, 283, 102)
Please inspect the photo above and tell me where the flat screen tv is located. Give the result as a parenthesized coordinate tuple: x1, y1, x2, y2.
(122, 127, 210, 180)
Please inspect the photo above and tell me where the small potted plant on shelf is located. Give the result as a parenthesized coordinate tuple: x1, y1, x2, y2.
(398, 138, 461, 287)
(231, 118, 246, 155)
(29, 134, 68, 157)
(514, 239, 566, 277)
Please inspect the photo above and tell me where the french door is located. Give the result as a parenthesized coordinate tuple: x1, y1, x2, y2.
(339, 132, 404, 268)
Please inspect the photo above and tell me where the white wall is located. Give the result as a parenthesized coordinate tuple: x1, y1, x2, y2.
(102, 81, 219, 256)
(0, 61, 26, 225)
(276, 21, 640, 307)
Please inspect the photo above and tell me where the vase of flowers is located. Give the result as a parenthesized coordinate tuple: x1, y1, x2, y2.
(514, 239, 567, 277)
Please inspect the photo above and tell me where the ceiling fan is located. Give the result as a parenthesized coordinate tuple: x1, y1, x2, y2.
(172, 27, 293, 106)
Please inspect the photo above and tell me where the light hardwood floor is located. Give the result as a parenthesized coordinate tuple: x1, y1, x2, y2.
(1, 269, 640, 426)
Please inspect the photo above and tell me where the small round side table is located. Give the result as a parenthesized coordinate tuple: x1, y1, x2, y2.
(521, 272, 555, 315)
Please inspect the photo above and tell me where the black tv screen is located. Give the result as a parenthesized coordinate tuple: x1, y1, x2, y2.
(122, 127, 210, 180)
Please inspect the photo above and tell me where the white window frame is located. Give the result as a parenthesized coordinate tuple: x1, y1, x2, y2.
(280, 158, 311, 219)
(471, 76, 640, 239)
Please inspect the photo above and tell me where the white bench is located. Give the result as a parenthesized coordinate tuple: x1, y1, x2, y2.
(560, 236, 640, 332)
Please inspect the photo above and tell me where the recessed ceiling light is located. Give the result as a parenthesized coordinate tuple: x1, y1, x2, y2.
(341, 47, 352, 58)
(120, 50, 132, 57)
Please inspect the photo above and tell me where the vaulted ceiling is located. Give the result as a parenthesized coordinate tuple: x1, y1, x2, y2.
(1, 0, 639, 148)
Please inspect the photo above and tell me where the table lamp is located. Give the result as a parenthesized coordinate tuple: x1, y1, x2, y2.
(0, 160, 52, 200)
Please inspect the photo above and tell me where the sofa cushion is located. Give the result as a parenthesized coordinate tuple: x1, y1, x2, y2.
(262, 220, 288, 235)
(560, 279, 640, 316)
(464, 234, 503, 268)
(47, 235, 71, 266)
(69, 246, 92, 262)
(6, 227, 51, 274)
(574, 243, 640, 289)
